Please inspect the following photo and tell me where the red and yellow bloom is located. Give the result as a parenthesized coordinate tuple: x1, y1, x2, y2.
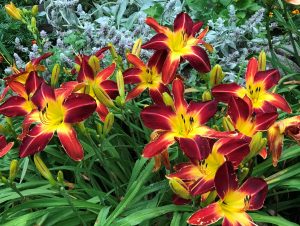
(141, 79, 235, 160)
(167, 138, 249, 196)
(63, 51, 118, 121)
(188, 161, 268, 226)
(227, 96, 278, 138)
(142, 12, 211, 84)
(268, 116, 300, 166)
(19, 83, 97, 161)
(123, 51, 169, 104)
(212, 57, 291, 113)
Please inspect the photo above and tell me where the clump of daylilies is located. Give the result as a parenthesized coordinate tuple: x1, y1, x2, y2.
(1, 9, 300, 226)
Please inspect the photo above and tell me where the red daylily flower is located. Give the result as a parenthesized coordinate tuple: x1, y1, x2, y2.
(141, 79, 236, 159)
(62, 51, 118, 121)
(124, 51, 169, 104)
(19, 83, 97, 161)
(227, 96, 278, 138)
(5, 52, 52, 87)
(142, 12, 211, 84)
(268, 116, 300, 166)
(0, 72, 43, 117)
(212, 57, 291, 113)
(0, 135, 14, 157)
(167, 138, 249, 196)
(188, 161, 268, 226)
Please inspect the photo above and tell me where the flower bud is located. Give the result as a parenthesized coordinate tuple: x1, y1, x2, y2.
(222, 116, 235, 131)
(258, 50, 266, 71)
(32, 5, 39, 16)
(5, 2, 22, 21)
(209, 64, 224, 87)
(116, 70, 125, 99)
(88, 55, 100, 75)
(108, 43, 118, 60)
(202, 90, 212, 101)
(57, 170, 64, 184)
(103, 112, 114, 136)
(168, 177, 191, 200)
(162, 92, 174, 110)
(31, 17, 37, 29)
(131, 38, 142, 57)
(249, 132, 267, 157)
(96, 123, 103, 136)
(51, 63, 60, 87)
(34, 154, 56, 186)
(93, 86, 115, 108)
(9, 160, 18, 181)
(115, 96, 125, 107)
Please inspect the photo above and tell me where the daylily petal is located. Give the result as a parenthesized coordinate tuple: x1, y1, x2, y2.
(177, 136, 211, 160)
(188, 202, 223, 225)
(212, 83, 246, 103)
(95, 46, 110, 58)
(126, 85, 145, 102)
(162, 53, 180, 84)
(167, 163, 200, 181)
(172, 195, 191, 205)
(31, 52, 53, 65)
(126, 53, 145, 69)
(25, 71, 43, 95)
(96, 103, 109, 122)
(148, 50, 168, 73)
(142, 132, 175, 157)
(77, 57, 94, 82)
(100, 80, 119, 99)
(18, 109, 40, 140)
(254, 112, 278, 131)
(196, 125, 238, 139)
(149, 83, 169, 105)
(192, 21, 204, 36)
(245, 57, 258, 86)
(0, 86, 10, 102)
(63, 93, 97, 123)
(264, 92, 292, 113)
(239, 178, 268, 210)
(190, 176, 215, 196)
(256, 100, 277, 114)
(145, 17, 168, 33)
(223, 213, 253, 226)
(215, 161, 238, 200)
(0, 96, 28, 117)
(216, 138, 250, 167)
(172, 79, 188, 110)
(57, 124, 84, 161)
(0, 136, 14, 158)
(182, 46, 211, 73)
(95, 63, 116, 82)
(141, 105, 175, 130)
(254, 69, 280, 90)
(187, 100, 217, 124)
(142, 33, 168, 50)
(228, 97, 251, 125)
(174, 12, 193, 35)
(123, 68, 143, 84)
(19, 124, 54, 157)
(31, 83, 55, 110)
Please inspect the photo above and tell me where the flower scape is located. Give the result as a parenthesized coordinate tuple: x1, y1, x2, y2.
(0, 1, 299, 226)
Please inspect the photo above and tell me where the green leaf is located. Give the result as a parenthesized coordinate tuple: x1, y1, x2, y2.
(250, 212, 299, 226)
(144, 4, 163, 19)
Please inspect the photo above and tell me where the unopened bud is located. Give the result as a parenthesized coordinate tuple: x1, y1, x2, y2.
(168, 177, 191, 200)
(5, 2, 22, 21)
(115, 96, 125, 108)
(108, 43, 118, 60)
(9, 160, 18, 181)
(96, 123, 103, 136)
(258, 50, 266, 71)
(51, 63, 60, 87)
(32, 5, 39, 16)
(88, 55, 100, 75)
(93, 86, 115, 108)
(34, 154, 56, 186)
(202, 90, 212, 101)
(116, 70, 125, 98)
(131, 38, 142, 57)
(57, 170, 64, 184)
(222, 116, 235, 131)
(31, 17, 37, 29)
(103, 113, 114, 136)
(162, 92, 174, 109)
(209, 64, 224, 87)
(249, 132, 267, 157)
